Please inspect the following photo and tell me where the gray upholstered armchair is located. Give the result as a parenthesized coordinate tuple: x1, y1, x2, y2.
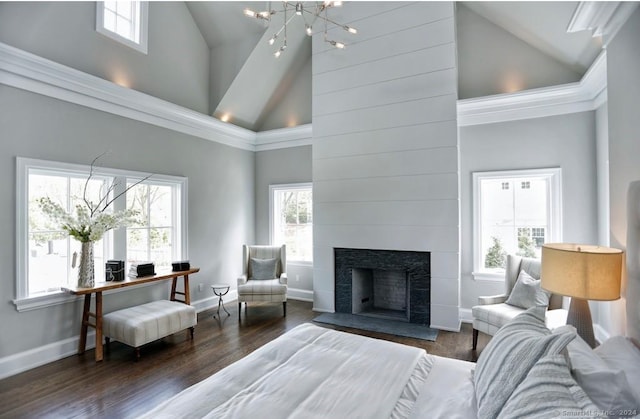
(237, 244, 287, 320)
(472, 254, 565, 350)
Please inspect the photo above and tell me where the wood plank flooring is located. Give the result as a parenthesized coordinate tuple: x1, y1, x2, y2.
(0, 300, 490, 418)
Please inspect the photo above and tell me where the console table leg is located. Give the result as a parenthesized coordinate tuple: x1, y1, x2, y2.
(78, 294, 91, 355)
(95, 292, 103, 362)
(183, 275, 191, 305)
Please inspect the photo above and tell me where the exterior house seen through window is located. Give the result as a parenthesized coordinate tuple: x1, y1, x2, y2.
(270, 183, 313, 263)
(473, 168, 562, 279)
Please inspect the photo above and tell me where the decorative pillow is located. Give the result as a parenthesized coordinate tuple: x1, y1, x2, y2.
(594, 336, 640, 410)
(505, 270, 550, 309)
(474, 306, 576, 419)
(497, 354, 603, 418)
(249, 258, 278, 280)
(562, 333, 639, 416)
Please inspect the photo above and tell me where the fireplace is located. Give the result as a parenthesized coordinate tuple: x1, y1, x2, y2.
(334, 248, 430, 324)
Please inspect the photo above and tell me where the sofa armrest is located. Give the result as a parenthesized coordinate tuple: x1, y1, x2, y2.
(238, 274, 248, 286)
(279, 273, 288, 285)
(478, 294, 508, 305)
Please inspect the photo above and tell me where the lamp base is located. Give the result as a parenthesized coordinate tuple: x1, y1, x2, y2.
(567, 297, 596, 348)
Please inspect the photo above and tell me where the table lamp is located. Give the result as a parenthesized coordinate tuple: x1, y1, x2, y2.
(541, 243, 623, 348)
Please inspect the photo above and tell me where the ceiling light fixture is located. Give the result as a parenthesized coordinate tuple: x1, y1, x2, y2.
(243, 1, 357, 58)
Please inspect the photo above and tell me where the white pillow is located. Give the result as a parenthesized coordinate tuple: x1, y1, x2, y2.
(505, 270, 550, 309)
(563, 333, 639, 416)
(474, 306, 576, 419)
(594, 336, 640, 409)
(498, 354, 602, 419)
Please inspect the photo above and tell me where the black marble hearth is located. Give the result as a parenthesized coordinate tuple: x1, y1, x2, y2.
(334, 248, 430, 325)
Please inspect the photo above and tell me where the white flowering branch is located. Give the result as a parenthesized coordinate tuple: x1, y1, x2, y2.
(83, 153, 152, 217)
(38, 156, 153, 243)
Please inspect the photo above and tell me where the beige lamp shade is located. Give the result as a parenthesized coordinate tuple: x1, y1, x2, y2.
(541, 243, 623, 301)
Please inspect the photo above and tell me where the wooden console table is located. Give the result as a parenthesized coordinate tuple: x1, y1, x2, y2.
(62, 268, 199, 362)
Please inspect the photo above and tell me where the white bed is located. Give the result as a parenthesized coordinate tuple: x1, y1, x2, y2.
(141, 323, 477, 419)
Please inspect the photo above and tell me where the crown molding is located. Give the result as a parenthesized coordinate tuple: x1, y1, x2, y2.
(0, 42, 260, 150)
(567, 1, 639, 45)
(255, 124, 313, 151)
(0, 42, 314, 151)
(457, 50, 607, 126)
(0, 41, 613, 140)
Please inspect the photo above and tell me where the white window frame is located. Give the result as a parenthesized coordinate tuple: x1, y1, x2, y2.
(14, 157, 188, 311)
(269, 182, 313, 266)
(472, 168, 562, 281)
(96, 1, 149, 54)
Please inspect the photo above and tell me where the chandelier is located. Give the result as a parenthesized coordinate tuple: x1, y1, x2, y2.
(243, 1, 357, 58)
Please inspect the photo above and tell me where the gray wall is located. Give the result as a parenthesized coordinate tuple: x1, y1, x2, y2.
(0, 85, 254, 358)
(603, 7, 640, 337)
(312, 2, 460, 330)
(258, 56, 312, 132)
(459, 112, 598, 309)
(255, 145, 313, 293)
(0, 2, 210, 114)
(209, 34, 262, 115)
(596, 103, 610, 246)
(456, 3, 581, 99)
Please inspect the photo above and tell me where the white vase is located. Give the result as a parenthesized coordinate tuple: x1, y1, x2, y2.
(78, 241, 95, 288)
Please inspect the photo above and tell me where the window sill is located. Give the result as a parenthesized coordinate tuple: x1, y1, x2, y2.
(13, 281, 167, 312)
(13, 291, 78, 312)
(472, 271, 505, 282)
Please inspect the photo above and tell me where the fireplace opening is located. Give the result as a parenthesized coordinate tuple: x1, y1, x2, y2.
(334, 248, 430, 325)
(352, 268, 409, 322)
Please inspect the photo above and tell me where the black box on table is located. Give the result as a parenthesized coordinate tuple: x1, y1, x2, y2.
(105, 260, 125, 281)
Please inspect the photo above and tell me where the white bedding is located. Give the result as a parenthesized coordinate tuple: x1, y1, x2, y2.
(142, 323, 476, 419)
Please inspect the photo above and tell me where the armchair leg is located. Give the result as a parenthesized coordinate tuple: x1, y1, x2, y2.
(283, 301, 286, 317)
(472, 329, 479, 351)
(238, 302, 242, 320)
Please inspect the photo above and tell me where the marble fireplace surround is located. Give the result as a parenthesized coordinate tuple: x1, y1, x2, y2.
(334, 248, 431, 325)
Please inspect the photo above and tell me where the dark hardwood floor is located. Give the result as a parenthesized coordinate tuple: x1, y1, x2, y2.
(0, 300, 490, 418)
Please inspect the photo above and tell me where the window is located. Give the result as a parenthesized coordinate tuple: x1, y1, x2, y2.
(473, 168, 562, 280)
(15, 157, 187, 310)
(96, 1, 148, 54)
(126, 181, 180, 269)
(270, 183, 313, 263)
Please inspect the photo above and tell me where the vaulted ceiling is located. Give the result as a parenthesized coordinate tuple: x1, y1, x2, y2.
(184, 1, 609, 131)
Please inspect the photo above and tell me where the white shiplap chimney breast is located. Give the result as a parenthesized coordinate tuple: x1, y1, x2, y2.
(312, 1, 460, 330)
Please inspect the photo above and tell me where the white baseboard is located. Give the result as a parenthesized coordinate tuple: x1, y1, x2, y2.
(191, 290, 238, 313)
(459, 308, 473, 324)
(312, 307, 333, 313)
(0, 331, 97, 380)
(192, 289, 312, 309)
(431, 320, 462, 332)
(287, 288, 313, 302)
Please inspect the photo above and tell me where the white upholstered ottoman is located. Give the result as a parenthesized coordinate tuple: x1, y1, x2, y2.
(103, 300, 197, 358)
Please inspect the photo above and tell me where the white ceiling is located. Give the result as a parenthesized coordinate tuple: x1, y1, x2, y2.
(462, 1, 603, 73)
(187, 1, 604, 72)
(186, 1, 268, 48)
(185, 1, 609, 130)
